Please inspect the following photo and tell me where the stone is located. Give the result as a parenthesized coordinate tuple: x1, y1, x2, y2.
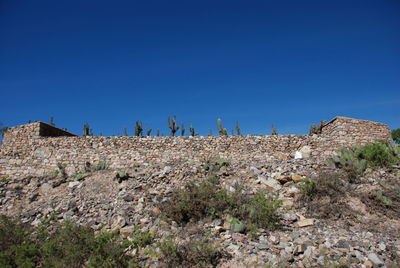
(120, 225, 136, 238)
(367, 253, 384, 266)
(258, 176, 282, 191)
(111, 215, 126, 230)
(297, 218, 314, 227)
(291, 174, 303, 182)
(269, 232, 280, 245)
(68, 181, 80, 188)
(299, 146, 311, 158)
(258, 243, 269, 250)
(282, 213, 298, 222)
(304, 246, 313, 258)
(39, 183, 52, 194)
(294, 244, 307, 255)
(294, 151, 303, 159)
(151, 207, 161, 215)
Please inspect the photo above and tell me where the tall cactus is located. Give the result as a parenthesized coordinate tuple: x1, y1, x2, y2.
(309, 124, 318, 135)
(168, 115, 179, 136)
(181, 123, 185, 136)
(217, 118, 227, 136)
(147, 128, 152, 136)
(190, 122, 195, 136)
(235, 120, 241, 135)
(123, 128, 128, 136)
(135, 121, 143, 136)
(317, 120, 326, 134)
(83, 123, 91, 136)
(50, 116, 55, 127)
(271, 124, 277, 135)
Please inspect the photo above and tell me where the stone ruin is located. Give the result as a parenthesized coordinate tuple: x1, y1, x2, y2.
(0, 117, 391, 178)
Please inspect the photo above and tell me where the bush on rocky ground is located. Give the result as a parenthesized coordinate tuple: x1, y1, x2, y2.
(0, 215, 150, 268)
(158, 237, 228, 268)
(299, 171, 354, 219)
(355, 141, 400, 168)
(331, 142, 400, 174)
(160, 178, 282, 231)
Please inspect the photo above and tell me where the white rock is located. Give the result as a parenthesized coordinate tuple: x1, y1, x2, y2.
(258, 176, 282, 191)
(299, 146, 312, 158)
(294, 151, 303, 159)
(367, 253, 384, 266)
(68, 181, 80, 188)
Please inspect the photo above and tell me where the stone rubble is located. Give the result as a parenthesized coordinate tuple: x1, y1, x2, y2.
(0, 156, 399, 267)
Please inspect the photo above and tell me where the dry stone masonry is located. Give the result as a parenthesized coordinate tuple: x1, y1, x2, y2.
(0, 117, 391, 178)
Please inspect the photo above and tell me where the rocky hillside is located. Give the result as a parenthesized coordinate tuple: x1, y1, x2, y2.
(1, 142, 399, 267)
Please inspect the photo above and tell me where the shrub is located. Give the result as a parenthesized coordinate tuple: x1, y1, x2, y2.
(161, 179, 281, 230)
(392, 128, 400, 144)
(0, 177, 10, 183)
(93, 161, 109, 171)
(0, 216, 141, 268)
(0, 215, 39, 268)
(56, 162, 68, 178)
(329, 148, 367, 182)
(299, 171, 353, 219)
(158, 238, 227, 268)
(160, 180, 231, 223)
(74, 172, 89, 181)
(202, 156, 230, 173)
(242, 192, 282, 230)
(299, 178, 317, 201)
(355, 141, 400, 168)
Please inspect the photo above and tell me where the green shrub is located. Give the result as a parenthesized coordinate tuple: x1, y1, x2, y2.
(329, 148, 367, 182)
(299, 171, 353, 219)
(355, 141, 400, 168)
(243, 192, 282, 230)
(299, 178, 317, 201)
(202, 156, 230, 173)
(0, 215, 38, 268)
(158, 238, 227, 268)
(129, 225, 154, 249)
(56, 162, 68, 178)
(0, 177, 10, 183)
(0, 216, 138, 268)
(74, 172, 89, 181)
(161, 179, 281, 230)
(161, 180, 231, 223)
(93, 161, 109, 171)
(392, 128, 400, 144)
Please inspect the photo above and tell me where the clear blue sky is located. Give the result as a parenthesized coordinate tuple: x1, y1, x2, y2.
(1, 0, 399, 136)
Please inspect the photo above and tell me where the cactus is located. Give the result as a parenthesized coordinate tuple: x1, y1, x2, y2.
(309, 124, 318, 135)
(316, 120, 326, 134)
(181, 123, 185, 136)
(83, 123, 92, 136)
(123, 128, 128, 136)
(190, 123, 195, 136)
(217, 118, 227, 136)
(235, 120, 241, 135)
(156, 129, 160, 137)
(50, 116, 55, 126)
(147, 128, 152, 136)
(135, 121, 143, 136)
(168, 115, 179, 136)
(271, 124, 277, 135)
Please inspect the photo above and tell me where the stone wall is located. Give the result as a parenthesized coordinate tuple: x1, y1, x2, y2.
(0, 117, 391, 178)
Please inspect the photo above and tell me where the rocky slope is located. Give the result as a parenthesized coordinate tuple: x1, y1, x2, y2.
(1, 155, 399, 267)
